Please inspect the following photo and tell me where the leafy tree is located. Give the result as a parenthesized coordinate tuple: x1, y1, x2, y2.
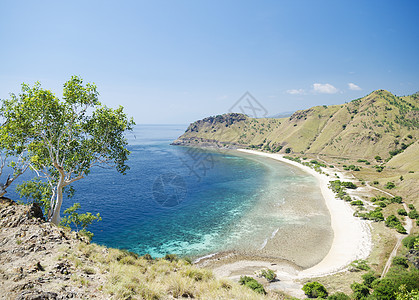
(260, 269, 276, 282)
(327, 292, 350, 300)
(385, 182, 396, 189)
(239, 276, 266, 295)
(1, 77, 134, 224)
(396, 285, 419, 300)
(350, 282, 370, 299)
(60, 203, 101, 240)
(372, 278, 397, 300)
(362, 271, 378, 288)
(302, 282, 328, 299)
(285, 147, 291, 154)
(392, 257, 409, 268)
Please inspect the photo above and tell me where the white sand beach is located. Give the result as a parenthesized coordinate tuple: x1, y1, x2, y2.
(236, 149, 372, 278)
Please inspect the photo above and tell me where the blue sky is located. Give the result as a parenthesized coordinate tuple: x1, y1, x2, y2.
(1, 0, 418, 124)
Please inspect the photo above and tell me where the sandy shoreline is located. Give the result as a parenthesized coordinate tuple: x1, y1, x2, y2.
(235, 149, 372, 278)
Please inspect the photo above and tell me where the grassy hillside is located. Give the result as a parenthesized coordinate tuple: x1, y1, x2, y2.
(173, 90, 419, 204)
(0, 200, 276, 299)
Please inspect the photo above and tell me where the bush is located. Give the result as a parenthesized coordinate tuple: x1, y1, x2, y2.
(302, 282, 328, 299)
(350, 282, 370, 299)
(408, 204, 415, 210)
(260, 269, 276, 282)
(372, 279, 397, 300)
(351, 200, 364, 206)
(362, 271, 378, 288)
(395, 224, 407, 234)
(373, 180, 379, 185)
(327, 292, 350, 300)
(285, 147, 291, 154)
(385, 182, 396, 189)
(386, 215, 402, 228)
(408, 210, 419, 219)
(375, 155, 382, 161)
(391, 196, 403, 203)
(393, 256, 409, 268)
(342, 181, 357, 189)
(402, 235, 418, 249)
(398, 209, 408, 216)
(378, 201, 387, 208)
(239, 276, 266, 294)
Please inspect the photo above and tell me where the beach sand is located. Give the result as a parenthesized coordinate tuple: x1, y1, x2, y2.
(202, 149, 372, 297)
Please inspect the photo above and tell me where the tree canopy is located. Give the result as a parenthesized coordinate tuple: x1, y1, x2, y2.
(1, 76, 134, 224)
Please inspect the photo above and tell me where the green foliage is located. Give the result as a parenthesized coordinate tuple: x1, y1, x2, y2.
(351, 200, 364, 206)
(375, 156, 382, 161)
(373, 180, 379, 185)
(392, 257, 409, 268)
(260, 269, 276, 282)
(285, 147, 291, 154)
(302, 282, 328, 299)
(408, 210, 419, 219)
(385, 182, 396, 189)
(239, 276, 266, 295)
(372, 279, 396, 300)
(350, 282, 370, 299)
(397, 209, 407, 216)
(1, 77, 134, 224)
(402, 235, 419, 249)
(60, 203, 101, 240)
(386, 215, 407, 233)
(362, 271, 378, 288)
(392, 196, 403, 204)
(358, 208, 384, 222)
(408, 204, 415, 210)
(327, 292, 350, 300)
(395, 285, 419, 300)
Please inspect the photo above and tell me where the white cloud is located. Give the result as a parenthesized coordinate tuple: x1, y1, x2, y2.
(286, 89, 305, 95)
(312, 83, 339, 94)
(348, 82, 362, 91)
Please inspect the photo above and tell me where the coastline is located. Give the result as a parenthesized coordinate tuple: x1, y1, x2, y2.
(236, 149, 372, 278)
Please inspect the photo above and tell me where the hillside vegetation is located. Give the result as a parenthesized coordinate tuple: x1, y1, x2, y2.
(0, 199, 274, 299)
(173, 90, 419, 204)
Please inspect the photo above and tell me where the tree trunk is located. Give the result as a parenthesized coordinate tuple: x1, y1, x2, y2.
(50, 173, 65, 225)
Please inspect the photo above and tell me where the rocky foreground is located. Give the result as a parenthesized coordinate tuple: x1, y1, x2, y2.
(0, 198, 106, 299)
(0, 199, 276, 300)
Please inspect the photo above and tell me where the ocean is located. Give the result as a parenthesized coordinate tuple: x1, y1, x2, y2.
(7, 124, 329, 260)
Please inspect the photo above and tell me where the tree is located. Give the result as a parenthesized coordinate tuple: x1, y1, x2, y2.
(302, 282, 328, 299)
(1, 76, 134, 224)
(0, 115, 32, 197)
(60, 203, 101, 240)
(350, 282, 370, 299)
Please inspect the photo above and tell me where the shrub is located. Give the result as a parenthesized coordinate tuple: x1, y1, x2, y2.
(350, 282, 370, 299)
(408, 210, 419, 219)
(375, 155, 382, 161)
(285, 147, 291, 154)
(385, 182, 396, 189)
(378, 201, 387, 208)
(372, 278, 396, 300)
(373, 180, 379, 185)
(408, 204, 415, 210)
(302, 282, 328, 299)
(402, 235, 418, 249)
(391, 196, 403, 203)
(395, 224, 407, 234)
(351, 200, 364, 206)
(362, 272, 378, 288)
(327, 292, 350, 300)
(398, 209, 407, 216)
(342, 181, 357, 189)
(393, 256, 409, 268)
(260, 269, 276, 282)
(239, 276, 266, 294)
(386, 215, 401, 228)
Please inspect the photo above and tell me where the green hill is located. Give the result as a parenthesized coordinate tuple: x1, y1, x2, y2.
(173, 90, 419, 204)
(173, 90, 418, 161)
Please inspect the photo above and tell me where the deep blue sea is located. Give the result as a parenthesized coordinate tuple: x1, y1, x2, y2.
(7, 125, 324, 259)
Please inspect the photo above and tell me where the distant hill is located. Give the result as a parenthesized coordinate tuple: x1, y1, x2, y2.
(173, 90, 418, 161)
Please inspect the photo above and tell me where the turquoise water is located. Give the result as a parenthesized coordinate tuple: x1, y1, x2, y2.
(8, 125, 325, 259)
